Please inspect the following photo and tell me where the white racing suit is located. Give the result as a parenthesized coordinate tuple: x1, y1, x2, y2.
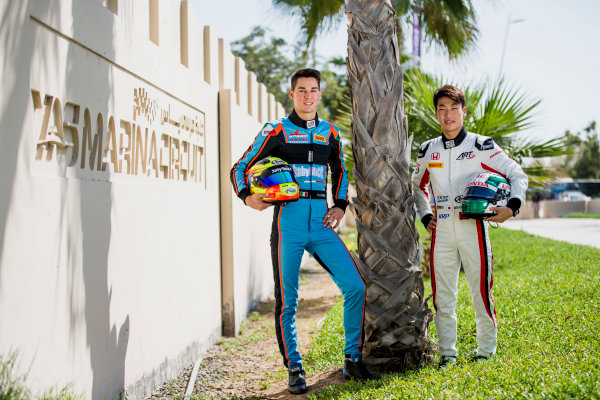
(412, 128, 528, 357)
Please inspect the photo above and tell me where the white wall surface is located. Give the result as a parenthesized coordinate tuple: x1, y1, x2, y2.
(226, 96, 278, 333)
(0, 1, 283, 399)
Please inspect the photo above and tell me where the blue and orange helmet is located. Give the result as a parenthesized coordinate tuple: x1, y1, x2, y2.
(245, 157, 300, 204)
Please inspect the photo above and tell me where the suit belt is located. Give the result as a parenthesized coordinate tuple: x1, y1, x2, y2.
(299, 190, 327, 199)
(437, 205, 462, 210)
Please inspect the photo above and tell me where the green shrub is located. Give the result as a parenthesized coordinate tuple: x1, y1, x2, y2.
(562, 212, 600, 218)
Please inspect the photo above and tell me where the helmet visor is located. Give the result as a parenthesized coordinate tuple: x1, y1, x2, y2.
(262, 170, 296, 187)
(462, 198, 490, 214)
(465, 185, 496, 200)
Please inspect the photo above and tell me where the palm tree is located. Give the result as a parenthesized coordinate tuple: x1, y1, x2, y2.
(343, 0, 433, 370)
(340, 69, 570, 188)
(407, 0, 478, 64)
(271, 0, 479, 63)
(403, 68, 570, 186)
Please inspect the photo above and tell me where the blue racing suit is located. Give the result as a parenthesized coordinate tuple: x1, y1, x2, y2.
(231, 110, 366, 368)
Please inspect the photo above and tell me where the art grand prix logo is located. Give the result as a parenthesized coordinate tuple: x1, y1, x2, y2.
(456, 151, 475, 160)
(431, 152, 440, 160)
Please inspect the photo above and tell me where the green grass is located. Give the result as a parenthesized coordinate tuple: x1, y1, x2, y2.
(1, 351, 29, 400)
(562, 212, 600, 218)
(0, 351, 83, 400)
(304, 228, 600, 399)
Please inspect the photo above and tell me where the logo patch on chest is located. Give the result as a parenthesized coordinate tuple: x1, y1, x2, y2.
(456, 151, 475, 160)
(314, 134, 327, 143)
(287, 130, 309, 143)
(428, 162, 444, 168)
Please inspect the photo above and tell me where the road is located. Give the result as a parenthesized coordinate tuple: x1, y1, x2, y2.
(501, 218, 600, 249)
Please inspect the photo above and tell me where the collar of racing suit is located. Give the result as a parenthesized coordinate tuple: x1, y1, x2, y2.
(442, 127, 467, 149)
(288, 109, 320, 129)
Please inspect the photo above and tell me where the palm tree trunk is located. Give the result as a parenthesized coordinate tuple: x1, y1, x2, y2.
(344, 0, 433, 371)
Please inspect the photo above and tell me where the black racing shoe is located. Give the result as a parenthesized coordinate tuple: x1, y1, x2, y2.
(438, 356, 457, 369)
(470, 354, 490, 363)
(288, 365, 307, 395)
(343, 357, 375, 381)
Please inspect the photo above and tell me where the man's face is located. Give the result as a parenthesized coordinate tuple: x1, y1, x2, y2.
(289, 77, 321, 117)
(435, 96, 466, 137)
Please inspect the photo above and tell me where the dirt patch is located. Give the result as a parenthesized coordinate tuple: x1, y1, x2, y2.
(148, 258, 346, 400)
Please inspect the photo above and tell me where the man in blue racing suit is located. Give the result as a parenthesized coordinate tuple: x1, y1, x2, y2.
(231, 69, 374, 394)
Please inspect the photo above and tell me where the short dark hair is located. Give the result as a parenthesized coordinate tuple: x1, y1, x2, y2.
(433, 85, 465, 109)
(290, 68, 321, 90)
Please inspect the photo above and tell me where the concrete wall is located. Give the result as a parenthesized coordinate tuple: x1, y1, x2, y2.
(516, 199, 600, 219)
(0, 1, 282, 399)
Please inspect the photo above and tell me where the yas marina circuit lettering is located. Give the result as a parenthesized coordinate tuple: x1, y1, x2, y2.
(31, 87, 206, 185)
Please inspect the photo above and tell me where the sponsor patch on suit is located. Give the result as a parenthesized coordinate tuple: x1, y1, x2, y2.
(314, 134, 327, 144)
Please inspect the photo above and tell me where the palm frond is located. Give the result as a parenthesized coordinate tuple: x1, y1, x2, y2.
(271, 0, 345, 48)
(506, 135, 573, 164)
(522, 162, 560, 188)
(420, 0, 479, 59)
(470, 78, 540, 140)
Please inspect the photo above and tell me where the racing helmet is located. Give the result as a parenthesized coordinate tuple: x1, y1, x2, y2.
(461, 172, 511, 219)
(245, 156, 300, 204)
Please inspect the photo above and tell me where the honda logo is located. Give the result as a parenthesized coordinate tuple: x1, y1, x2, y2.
(431, 152, 440, 160)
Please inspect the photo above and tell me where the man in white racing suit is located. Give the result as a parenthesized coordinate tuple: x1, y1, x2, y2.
(412, 85, 528, 367)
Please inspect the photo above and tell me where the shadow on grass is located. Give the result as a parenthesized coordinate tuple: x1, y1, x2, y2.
(247, 294, 339, 322)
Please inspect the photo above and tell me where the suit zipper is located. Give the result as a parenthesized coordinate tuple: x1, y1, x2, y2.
(308, 127, 314, 232)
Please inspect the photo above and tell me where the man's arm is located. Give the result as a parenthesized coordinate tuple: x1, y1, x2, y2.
(230, 122, 282, 207)
(479, 138, 528, 222)
(327, 123, 349, 212)
(321, 123, 348, 229)
(412, 142, 434, 229)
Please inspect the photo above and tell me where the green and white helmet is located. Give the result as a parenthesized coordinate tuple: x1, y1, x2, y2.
(462, 172, 511, 219)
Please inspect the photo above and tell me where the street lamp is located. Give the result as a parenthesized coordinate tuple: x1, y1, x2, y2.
(498, 13, 524, 80)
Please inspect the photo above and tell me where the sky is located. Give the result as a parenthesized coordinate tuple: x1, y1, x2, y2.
(191, 0, 600, 142)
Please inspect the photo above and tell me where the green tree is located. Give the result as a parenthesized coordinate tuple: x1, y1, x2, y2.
(318, 57, 348, 121)
(559, 121, 600, 179)
(230, 26, 307, 112)
(231, 27, 348, 118)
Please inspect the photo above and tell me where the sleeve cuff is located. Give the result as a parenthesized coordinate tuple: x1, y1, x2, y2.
(239, 188, 251, 205)
(421, 214, 433, 228)
(333, 199, 349, 212)
(507, 198, 521, 214)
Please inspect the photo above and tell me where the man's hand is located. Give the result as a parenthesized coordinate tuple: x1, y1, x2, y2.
(245, 193, 272, 211)
(426, 217, 437, 233)
(484, 206, 513, 223)
(323, 207, 344, 229)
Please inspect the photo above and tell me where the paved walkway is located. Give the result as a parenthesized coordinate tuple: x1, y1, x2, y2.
(502, 218, 600, 249)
